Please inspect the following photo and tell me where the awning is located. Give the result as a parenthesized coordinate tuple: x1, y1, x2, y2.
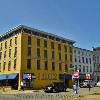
(0, 73, 18, 80)
(0, 74, 7, 80)
(7, 73, 18, 79)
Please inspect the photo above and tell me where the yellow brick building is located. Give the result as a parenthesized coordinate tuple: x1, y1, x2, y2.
(0, 25, 75, 90)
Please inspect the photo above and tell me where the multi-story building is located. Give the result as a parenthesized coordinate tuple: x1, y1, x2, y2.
(93, 47, 100, 82)
(74, 47, 94, 83)
(0, 25, 75, 90)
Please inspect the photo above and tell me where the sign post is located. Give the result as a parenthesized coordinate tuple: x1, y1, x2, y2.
(73, 70, 79, 95)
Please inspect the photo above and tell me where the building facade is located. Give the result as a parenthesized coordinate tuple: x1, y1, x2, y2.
(74, 47, 94, 83)
(93, 47, 100, 82)
(0, 25, 75, 90)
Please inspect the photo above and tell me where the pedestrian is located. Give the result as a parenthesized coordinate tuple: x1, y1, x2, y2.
(87, 82, 91, 92)
(21, 81, 24, 91)
(73, 84, 77, 95)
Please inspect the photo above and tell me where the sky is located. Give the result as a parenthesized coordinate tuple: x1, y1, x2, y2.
(0, 0, 100, 49)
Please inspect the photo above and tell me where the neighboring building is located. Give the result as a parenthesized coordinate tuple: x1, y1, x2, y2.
(74, 47, 94, 83)
(93, 47, 100, 82)
(0, 25, 75, 90)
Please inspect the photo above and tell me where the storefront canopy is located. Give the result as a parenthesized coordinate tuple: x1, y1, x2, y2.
(0, 73, 18, 80)
(0, 74, 6, 80)
(7, 73, 18, 79)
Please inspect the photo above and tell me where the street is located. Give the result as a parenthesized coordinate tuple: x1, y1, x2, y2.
(0, 87, 100, 100)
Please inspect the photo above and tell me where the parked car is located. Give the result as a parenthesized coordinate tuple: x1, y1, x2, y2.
(43, 82, 67, 93)
(79, 80, 96, 88)
(96, 82, 100, 87)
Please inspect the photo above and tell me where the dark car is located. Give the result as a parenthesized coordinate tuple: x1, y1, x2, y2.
(43, 82, 67, 93)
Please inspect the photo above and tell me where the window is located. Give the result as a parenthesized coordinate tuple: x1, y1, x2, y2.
(70, 47, 72, 53)
(14, 59, 16, 70)
(86, 58, 88, 63)
(58, 44, 61, 51)
(44, 61, 48, 70)
(87, 66, 88, 72)
(9, 49, 11, 58)
(78, 56, 81, 63)
(93, 55, 96, 61)
(52, 62, 55, 71)
(0, 52, 2, 60)
(0, 63, 1, 72)
(82, 52, 84, 56)
(65, 54, 67, 61)
(10, 39, 12, 47)
(37, 38, 40, 47)
(83, 66, 85, 72)
(94, 64, 95, 71)
(90, 66, 92, 72)
(28, 36, 31, 45)
(52, 51, 54, 60)
(27, 59, 31, 69)
(78, 50, 80, 54)
(28, 47, 31, 56)
(59, 63, 62, 71)
(82, 57, 84, 63)
(89, 58, 91, 64)
(37, 60, 40, 70)
(44, 40, 47, 48)
(64, 45, 67, 52)
(4, 51, 6, 60)
(0, 43, 2, 50)
(75, 65, 77, 70)
(79, 65, 81, 72)
(15, 37, 17, 45)
(65, 64, 68, 71)
(5, 41, 7, 49)
(70, 55, 72, 62)
(37, 48, 40, 58)
(3, 62, 6, 71)
(97, 56, 100, 61)
(14, 47, 17, 57)
(75, 56, 77, 62)
(8, 61, 11, 71)
(44, 50, 47, 59)
(59, 52, 61, 61)
(86, 53, 87, 56)
(51, 42, 54, 49)
(74, 50, 76, 54)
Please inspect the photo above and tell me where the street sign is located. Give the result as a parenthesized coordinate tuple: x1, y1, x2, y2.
(28, 74, 31, 80)
(73, 70, 79, 79)
(68, 66, 75, 70)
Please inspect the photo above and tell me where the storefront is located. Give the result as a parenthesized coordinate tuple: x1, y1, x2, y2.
(0, 73, 18, 89)
(79, 73, 94, 83)
(22, 73, 36, 89)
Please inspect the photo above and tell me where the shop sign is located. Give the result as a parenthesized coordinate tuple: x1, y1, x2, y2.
(86, 74, 90, 80)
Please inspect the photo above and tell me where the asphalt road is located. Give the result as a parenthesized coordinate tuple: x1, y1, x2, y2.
(0, 87, 100, 100)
